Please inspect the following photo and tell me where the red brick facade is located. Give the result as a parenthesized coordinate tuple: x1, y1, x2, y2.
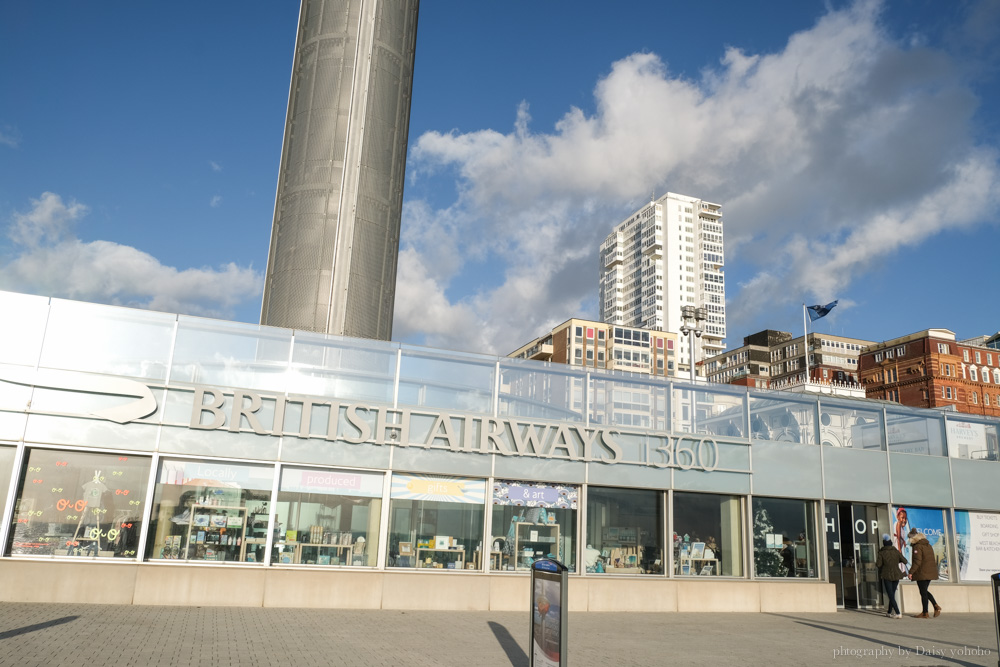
(859, 330, 1000, 417)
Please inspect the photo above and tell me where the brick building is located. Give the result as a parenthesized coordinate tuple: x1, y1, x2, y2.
(859, 329, 1000, 417)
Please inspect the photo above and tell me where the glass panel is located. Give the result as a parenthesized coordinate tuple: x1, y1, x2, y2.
(672, 491, 743, 577)
(673, 384, 746, 438)
(288, 332, 397, 403)
(8, 448, 151, 559)
(498, 359, 583, 422)
(945, 416, 999, 461)
(752, 497, 818, 578)
(169, 317, 291, 390)
(824, 502, 846, 607)
(387, 474, 485, 570)
(818, 400, 884, 449)
(39, 300, 176, 380)
(590, 374, 668, 430)
(889, 505, 949, 579)
(886, 408, 945, 456)
(585, 486, 662, 574)
(145, 459, 274, 563)
(749, 393, 817, 445)
(397, 348, 495, 413)
(955, 510, 1000, 582)
(0, 291, 49, 366)
(0, 445, 18, 535)
(271, 467, 383, 567)
(491, 480, 578, 573)
(852, 504, 889, 608)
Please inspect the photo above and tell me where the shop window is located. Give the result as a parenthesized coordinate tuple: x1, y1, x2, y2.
(491, 480, 578, 573)
(672, 492, 743, 577)
(9, 448, 151, 559)
(388, 474, 485, 571)
(145, 459, 273, 563)
(585, 487, 662, 574)
(752, 497, 818, 578)
(271, 467, 384, 567)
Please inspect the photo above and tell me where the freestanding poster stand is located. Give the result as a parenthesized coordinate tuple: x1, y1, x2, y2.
(991, 573, 1000, 667)
(530, 558, 568, 667)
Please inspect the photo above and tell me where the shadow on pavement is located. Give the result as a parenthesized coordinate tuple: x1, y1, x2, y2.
(488, 621, 528, 667)
(0, 615, 78, 640)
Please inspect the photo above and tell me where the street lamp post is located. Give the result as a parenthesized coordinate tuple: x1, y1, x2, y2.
(679, 305, 708, 383)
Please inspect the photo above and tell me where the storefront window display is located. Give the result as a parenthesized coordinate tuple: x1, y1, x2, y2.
(585, 487, 661, 574)
(752, 497, 818, 578)
(270, 467, 383, 566)
(890, 505, 949, 579)
(955, 510, 1000, 582)
(8, 448, 150, 558)
(388, 474, 485, 570)
(673, 492, 743, 577)
(491, 480, 578, 573)
(145, 459, 273, 563)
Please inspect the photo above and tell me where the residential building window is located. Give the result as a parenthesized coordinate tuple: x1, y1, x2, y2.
(975, 351, 982, 364)
(964, 350, 970, 362)
(971, 367, 978, 382)
(972, 391, 978, 404)
(938, 343, 949, 354)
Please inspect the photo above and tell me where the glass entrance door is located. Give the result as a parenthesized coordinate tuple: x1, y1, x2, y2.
(826, 502, 890, 609)
(851, 503, 890, 609)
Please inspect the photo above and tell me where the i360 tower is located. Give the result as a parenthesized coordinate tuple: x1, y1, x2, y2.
(261, 0, 419, 340)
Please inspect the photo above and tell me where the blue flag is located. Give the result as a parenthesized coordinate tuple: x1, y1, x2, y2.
(807, 300, 838, 321)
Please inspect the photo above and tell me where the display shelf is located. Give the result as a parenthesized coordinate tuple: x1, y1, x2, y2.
(676, 557, 719, 575)
(513, 522, 560, 570)
(415, 547, 465, 569)
(184, 505, 246, 562)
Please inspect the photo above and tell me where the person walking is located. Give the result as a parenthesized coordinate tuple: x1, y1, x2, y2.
(907, 528, 941, 618)
(875, 533, 906, 618)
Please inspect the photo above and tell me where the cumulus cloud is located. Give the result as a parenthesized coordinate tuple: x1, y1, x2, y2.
(398, 0, 1000, 354)
(0, 192, 263, 319)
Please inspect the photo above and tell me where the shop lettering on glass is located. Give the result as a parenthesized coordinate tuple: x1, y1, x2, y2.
(188, 386, 730, 473)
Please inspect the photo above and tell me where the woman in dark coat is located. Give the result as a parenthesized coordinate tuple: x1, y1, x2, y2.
(875, 533, 907, 618)
(907, 528, 941, 618)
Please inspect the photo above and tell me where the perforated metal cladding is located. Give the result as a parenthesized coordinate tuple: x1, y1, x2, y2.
(342, 7, 414, 339)
(262, 0, 418, 339)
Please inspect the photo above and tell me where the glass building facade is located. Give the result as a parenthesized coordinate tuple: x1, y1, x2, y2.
(2, 291, 999, 610)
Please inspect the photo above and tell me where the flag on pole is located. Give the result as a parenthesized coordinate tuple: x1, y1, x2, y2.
(806, 300, 839, 322)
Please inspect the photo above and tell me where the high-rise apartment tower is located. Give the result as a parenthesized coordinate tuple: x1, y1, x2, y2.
(599, 192, 727, 374)
(261, 0, 419, 339)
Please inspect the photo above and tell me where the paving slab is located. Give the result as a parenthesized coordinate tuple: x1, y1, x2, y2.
(0, 604, 996, 666)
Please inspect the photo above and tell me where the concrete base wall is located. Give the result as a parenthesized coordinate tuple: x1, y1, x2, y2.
(2, 561, 988, 613)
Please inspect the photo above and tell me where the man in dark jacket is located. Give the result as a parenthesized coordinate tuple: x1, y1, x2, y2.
(875, 533, 907, 618)
(907, 528, 941, 618)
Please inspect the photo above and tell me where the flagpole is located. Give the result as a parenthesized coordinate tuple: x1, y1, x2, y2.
(803, 303, 810, 386)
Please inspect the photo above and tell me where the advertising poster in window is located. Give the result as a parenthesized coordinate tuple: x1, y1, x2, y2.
(390, 474, 485, 503)
(955, 510, 1000, 582)
(890, 506, 948, 578)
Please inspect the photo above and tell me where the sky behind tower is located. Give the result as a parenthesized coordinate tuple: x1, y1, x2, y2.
(1, 1, 999, 355)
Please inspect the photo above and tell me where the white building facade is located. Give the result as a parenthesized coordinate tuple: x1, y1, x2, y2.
(599, 192, 726, 375)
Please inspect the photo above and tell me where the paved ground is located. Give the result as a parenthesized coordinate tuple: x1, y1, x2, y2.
(0, 604, 996, 666)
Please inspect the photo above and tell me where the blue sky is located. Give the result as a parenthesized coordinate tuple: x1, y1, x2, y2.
(1, 1, 998, 356)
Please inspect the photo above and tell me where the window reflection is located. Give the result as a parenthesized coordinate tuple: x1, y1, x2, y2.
(752, 497, 818, 578)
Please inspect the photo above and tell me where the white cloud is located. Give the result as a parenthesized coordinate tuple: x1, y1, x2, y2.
(0, 192, 263, 319)
(399, 0, 1000, 354)
(210, 160, 222, 172)
(210, 195, 222, 208)
(0, 123, 19, 148)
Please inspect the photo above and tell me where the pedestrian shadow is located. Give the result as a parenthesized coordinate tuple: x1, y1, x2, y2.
(0, 615, 78, 640)
(488, 621, 528, 667)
